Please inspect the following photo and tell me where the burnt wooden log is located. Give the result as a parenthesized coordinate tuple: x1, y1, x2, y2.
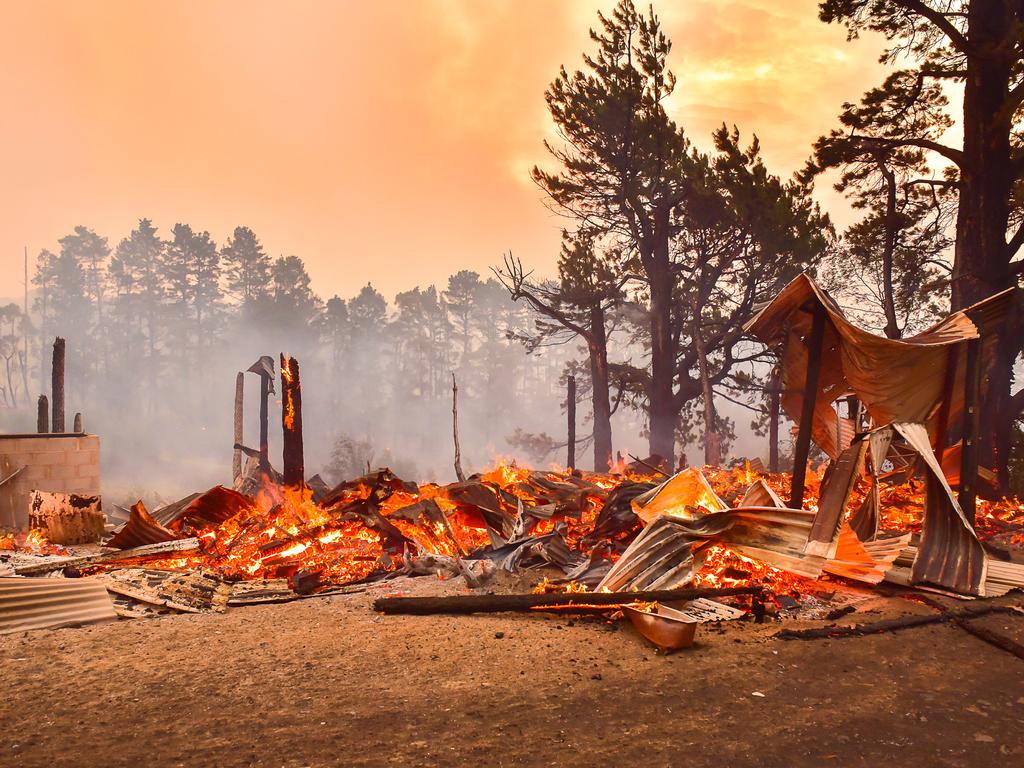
(280, 354, 304, 486)
(36, 395, 48, 433)
(51, 336, 65, 433)
(775, 601, 1022, 640)
(14, 537, 201, 575)
(373, 586, 758, 615)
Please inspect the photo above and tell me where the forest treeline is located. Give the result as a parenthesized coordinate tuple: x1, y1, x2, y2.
(2, 0, 1022, 495)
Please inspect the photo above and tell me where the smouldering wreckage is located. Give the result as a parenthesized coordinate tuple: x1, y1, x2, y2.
(2, 276, 1024, 652)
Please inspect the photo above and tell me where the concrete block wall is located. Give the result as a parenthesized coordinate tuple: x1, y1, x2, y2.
(0, 435, 101, 529)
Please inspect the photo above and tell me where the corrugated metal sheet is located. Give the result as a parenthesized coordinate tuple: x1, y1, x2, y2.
(106, 501, 180, 549)
(0, 576, 117, 634)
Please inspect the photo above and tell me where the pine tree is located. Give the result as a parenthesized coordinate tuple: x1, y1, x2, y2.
(221, 226, 272, 308)
(533, 0, 691, 464)
(164, 224, 222, 357)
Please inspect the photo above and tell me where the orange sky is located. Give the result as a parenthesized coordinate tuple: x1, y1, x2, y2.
(0, 0, 886, 302)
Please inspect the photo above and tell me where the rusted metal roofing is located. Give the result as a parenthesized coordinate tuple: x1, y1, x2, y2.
(0, 576, 117, 634)
(106, 501, 180, 549)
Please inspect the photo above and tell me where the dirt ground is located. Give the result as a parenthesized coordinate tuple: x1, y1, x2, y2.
(2, 576, 1023, 768)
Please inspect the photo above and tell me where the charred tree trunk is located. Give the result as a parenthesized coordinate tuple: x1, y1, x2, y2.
(691, 298, 720, 467)
(51, 337, 65, 433)
(280, 354, 304, 487)
(951, 3, 1019, 489)
(36, 395, 48, 434)
(646, 214, 676, 467)
(566, 375, 576, 470)
(880, 163, 902, 340)
(588, 304, 613, 472)
(233, 372, 244, 483)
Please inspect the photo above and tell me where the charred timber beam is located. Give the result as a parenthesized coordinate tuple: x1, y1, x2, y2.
(247, 356, 275, 474)
(373, 586, 758, 615)
(36, 395, 48, 433)
(280, 354, 304, 487)
(768, 365, 781, 473)
(790, 304, 826, 509)
(960, 338, 982, 524)
(51, 337, 65, 433)
(567, 375, 576, 470)
(233, 372, 244, 483)
(14, 537, 200, 576)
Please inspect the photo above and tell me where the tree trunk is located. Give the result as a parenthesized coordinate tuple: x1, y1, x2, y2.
(588, 304, 613, 472)
(691, 300, 720, 466)
(951, 3, 1019, 489)
(646, 215, 676, 467)
(880, 164, 902, 340)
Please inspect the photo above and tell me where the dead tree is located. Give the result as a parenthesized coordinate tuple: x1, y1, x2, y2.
(494, 250, 620, 471)
(452, 372, 465, 482)
(51, 337, 65, 432)
(233, 372, 244, 483)
(280, 354, 304, 487)
(36, 395, 48, 433)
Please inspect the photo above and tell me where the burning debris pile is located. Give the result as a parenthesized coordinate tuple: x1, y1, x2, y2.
(3, 274, 1024, 651)
(3, 458, 1023, 648)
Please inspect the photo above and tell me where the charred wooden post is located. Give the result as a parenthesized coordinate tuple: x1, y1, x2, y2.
(933, 346, 959, 470)
(960, 338, 982, 524)
(51, 336, 65, 433)
(789, 304, 826, 509)
(233, 372, 244, 483)
(280, 354, 304, 487)
(246, 356, 275, 474)
(452, 372, 466, 482)
(36, 395, 49, 433)
(768, 364, 781, 473)
(567, 375, 576, 470)
(73, 412, 83, 433)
